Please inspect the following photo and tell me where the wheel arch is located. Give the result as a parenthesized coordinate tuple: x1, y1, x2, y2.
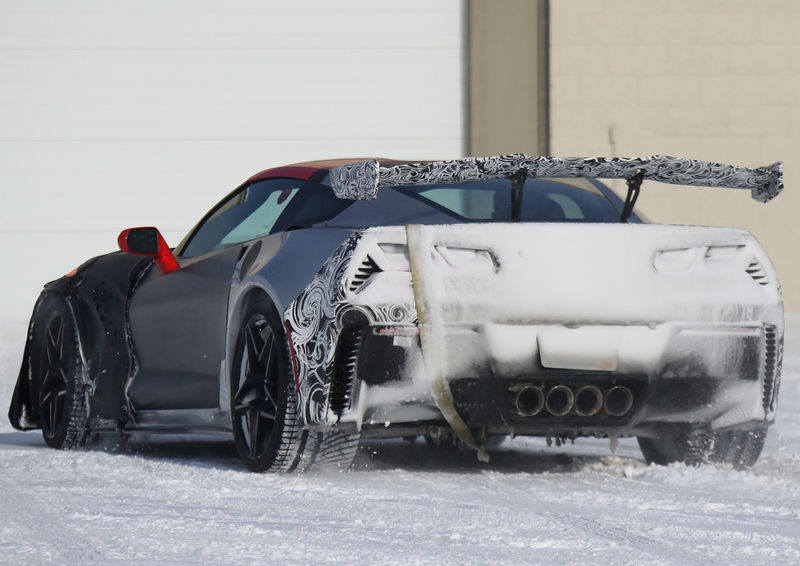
(9, 284, 79, 430)
(225, 228, 364, 428)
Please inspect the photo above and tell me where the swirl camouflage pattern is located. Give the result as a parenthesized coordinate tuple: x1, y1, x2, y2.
(330, 158, 380, 200)
(283, 234, 360, 425)
(330, 155, 783, 203)
(363, 304, 417, 325)
(282, 230, 417, 425)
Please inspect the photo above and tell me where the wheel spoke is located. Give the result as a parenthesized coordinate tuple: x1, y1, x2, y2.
(48, 390, 65, 434)
(258, 411, 276, 423)
(263, 389, 277, 411)
(255, 398, 277, 421)
(40, 383, 57, 404)
(233, 373, 257, 404)
(247, 405, 261, 459)
(45, 327, 55, 366)
(245, 323, 265, 374)
(261, 330, 274, 374)
(41, 382, 66, 438)
(55, 316, 65, 362)
(40, 366, 68, 400)
(45, 317, 62, 369)
(235, 323, 265, 403)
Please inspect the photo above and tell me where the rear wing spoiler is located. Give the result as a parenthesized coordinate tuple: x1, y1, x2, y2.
(330, 154, 783, 204)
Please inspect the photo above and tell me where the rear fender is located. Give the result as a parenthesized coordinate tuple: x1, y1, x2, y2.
(225, 229, 358, 427)
(282, 233, 362, 426)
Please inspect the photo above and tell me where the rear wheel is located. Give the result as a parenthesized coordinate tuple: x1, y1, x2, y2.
(231, 295, 361, 473)
(300, 428, 361, 472)
(638, 426, 767, 469)
(230, 297, 305, 472)
(32, 294, 90, 449)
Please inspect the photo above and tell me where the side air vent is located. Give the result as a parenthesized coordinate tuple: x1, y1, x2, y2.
(746, 258, 769, 286)
(330, 327, 364, 417)
(349, 256, 381, 293)
(762, 324, 782, 413)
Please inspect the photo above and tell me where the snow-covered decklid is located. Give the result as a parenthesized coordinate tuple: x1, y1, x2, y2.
(329, 154, 783, 203)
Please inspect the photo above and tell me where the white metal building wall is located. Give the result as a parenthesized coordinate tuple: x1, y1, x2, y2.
(0, 0, 464, 323)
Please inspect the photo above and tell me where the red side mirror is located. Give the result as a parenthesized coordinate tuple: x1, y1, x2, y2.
(118, 227, 179, 275)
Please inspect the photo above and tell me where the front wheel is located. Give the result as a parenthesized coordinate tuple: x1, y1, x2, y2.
(31, 294, 90, 449)
(638, 426, 767, 469)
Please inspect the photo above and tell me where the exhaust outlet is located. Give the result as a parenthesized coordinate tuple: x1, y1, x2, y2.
(574, 385, 603, 416)
(515, 386, 545, 417)
(604, 385, 634, 417)
(545, 385, 574, 416)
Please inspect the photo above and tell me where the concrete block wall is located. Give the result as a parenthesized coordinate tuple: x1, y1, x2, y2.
(551, 0, 800, 311)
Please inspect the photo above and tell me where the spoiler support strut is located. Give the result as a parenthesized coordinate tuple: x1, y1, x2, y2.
(509, 167, 528, 222)
(620, 169, 644, 223)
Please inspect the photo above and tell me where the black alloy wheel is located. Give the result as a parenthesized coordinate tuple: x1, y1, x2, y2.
(231, 297, 304, 472)
(33, 294, 89, 449)
(40, 313, 69, 440)
(234, 314, 281, 459)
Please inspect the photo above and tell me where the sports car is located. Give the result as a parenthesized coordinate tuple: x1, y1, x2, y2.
(9, 154, 784, 472)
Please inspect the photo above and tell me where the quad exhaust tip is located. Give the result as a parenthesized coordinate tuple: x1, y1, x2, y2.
(515, 386, 545, 417)
(574, 385, 603, 416)
(545, 385, 574, 417)
(604, 385, 634, 417)
(512, 384, 634, 417)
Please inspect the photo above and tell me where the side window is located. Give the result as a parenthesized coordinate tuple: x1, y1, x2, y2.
(180, 179, 301, 258)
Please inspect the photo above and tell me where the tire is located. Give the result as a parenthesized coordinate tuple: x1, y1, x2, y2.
(299, 428, 361, 472)
(638, 426, 767, 469)
(31, 294, 90, 449)
(230, 296, 307, 472)
(709, 428, 767, 469)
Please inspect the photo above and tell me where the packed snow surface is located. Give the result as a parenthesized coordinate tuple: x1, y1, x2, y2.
(1, 320, 799, 565)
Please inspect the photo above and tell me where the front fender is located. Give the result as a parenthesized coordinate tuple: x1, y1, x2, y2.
(7, 252, 152, 432)
(8, 278, 74, 431)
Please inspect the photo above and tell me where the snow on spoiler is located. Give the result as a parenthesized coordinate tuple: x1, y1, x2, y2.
(329, 154, 783, 203)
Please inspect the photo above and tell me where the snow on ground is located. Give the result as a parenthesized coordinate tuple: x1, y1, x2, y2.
(1, 320, 799, 565)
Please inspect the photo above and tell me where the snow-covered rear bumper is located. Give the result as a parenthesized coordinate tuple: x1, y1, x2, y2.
(349, 319, 781, 433)
(436, 320, 780, 428)
(338, 223, 783, 434)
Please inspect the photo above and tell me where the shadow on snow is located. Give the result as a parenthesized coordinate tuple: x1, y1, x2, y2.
(0, 430, 642, 475)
